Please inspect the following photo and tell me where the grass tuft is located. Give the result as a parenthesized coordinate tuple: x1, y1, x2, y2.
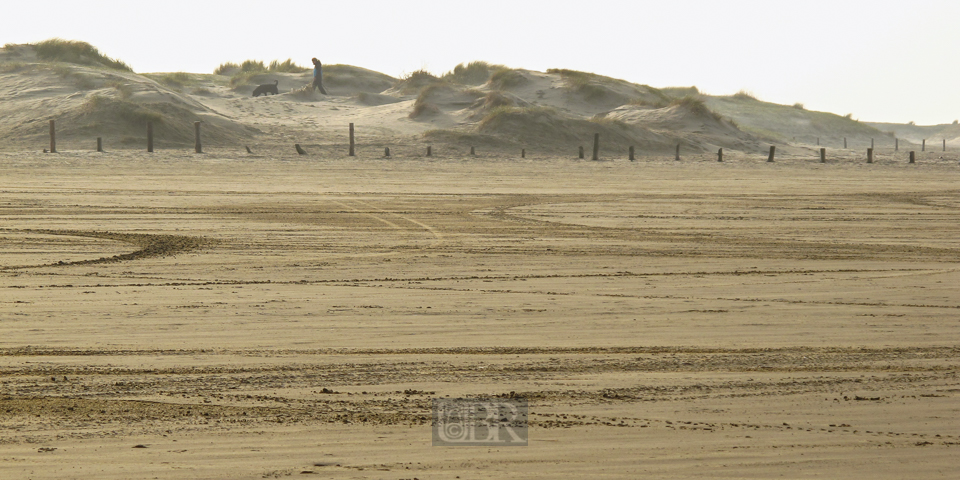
(409, 101, 440, 119)
(81, 95, 163, 126)
(156, 72, 194, 88)
(240, 60, 266, 72)
(288, 84, 318, 100)
(32, 38, 132, 71)
(214, 62, 239, 75)
(488, 68, 527, 90)
(670, 95, 723, 122)
(268, 58, 308, 73)
(732, 89, 757, 100)
(629, 98, 668, 108)
(793, 102, 805, 110)
(442, 61, 505, 85)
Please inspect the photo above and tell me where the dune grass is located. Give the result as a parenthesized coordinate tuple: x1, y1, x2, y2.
(154, 72, 195, 89)
(401, 69, 440, 84)
(442, 61, 505, 85)
(481, 91, 514, 110)
(32, 38, 132, 71)
(409, 101, 440, 119)
(81, 95, 163, 126)
(269, 58, 308, 73)
(733, 89, 757, 100)
(51, 63, 97, 90)
(479, 105, 557, 130)
(220, 58, 308, 88)
(391, 69, 443, 94)
(669, 95, 723, 121)
(629, 98, 668, 109)
(661, 86, 700, 98)
(546, 68, 669, 103)
(214, 62, 240, 75)
(488, 68, 527, 90)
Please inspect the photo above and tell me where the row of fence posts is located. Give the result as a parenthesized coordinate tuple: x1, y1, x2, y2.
(815, 136, 946, 152)
(44, 120, 948, 164)
(47, 119, 202, 154)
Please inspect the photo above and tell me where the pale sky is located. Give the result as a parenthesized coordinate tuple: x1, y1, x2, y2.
(5, 0, 959, 125)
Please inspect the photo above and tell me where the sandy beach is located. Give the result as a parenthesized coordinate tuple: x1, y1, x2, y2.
(1, 149, 958, 479)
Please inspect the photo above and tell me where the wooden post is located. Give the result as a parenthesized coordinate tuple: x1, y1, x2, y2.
(909, 151, 915, 163)
(675, 143, 680, 161)
(470, 146, 475, 155)
(592, 133, 600, 161)
(194, 121, 202, 153)
(895, 138, 899, 151)
(867, 147, 873, 163)
(578, 146, 584, 159)
(871, 138, 874, 149)
(922, 139, 926, 151)
(384, 147, 390, 157)
(843, 137, 847, 149)
(147, 122, 153, 152)
(426, 146, 432, 157)
(767, 145, 775, 162)
(49, 119, 56, 153)
(521, 148, 526, 158)
(820, 147, 826, 163)
(348, 123, 355, 156)
(629, 146, 635, 161)
(817, 137, 820, 146)
(717, 148, 723, 162)
(944, 139, 947, 152)
(97, 137, 103, 153)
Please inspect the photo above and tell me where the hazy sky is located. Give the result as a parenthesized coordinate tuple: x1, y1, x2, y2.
(5, 0, 959, 124)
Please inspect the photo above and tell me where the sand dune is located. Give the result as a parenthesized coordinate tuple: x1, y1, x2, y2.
(1, 41, 916, 156)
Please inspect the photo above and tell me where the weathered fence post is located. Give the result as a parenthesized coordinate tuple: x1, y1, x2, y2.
(909, 151, 916, 163)
(717, 148, 723, 162)
(470, 146, 475, 155)
(817, 137, 820, 146)
(871, 138, 874, 149)
(767, 145, 776, 162)
(147, 122, 154, 152)
(843, 137, 847, 149)
(194, 121, 202, 153)
(895, 138, 899, 151)
(592, 133, 600, 161)
(348, 123, 355, 156)
(944, 139, 947, 152)
(384, 147, 390, 157)
(629, 146, 635, 161)
(49, 120, 56, 153)
(521, 148, 526, 158)
(820, 148, 826, 163)
(97, 137, 103, 153)
(426, 146, 432, 157)
(675, 143, 680, 161)
(922, 139, 926, 151)
(867, 147, 873, 163)
(579, 146, 584, 159)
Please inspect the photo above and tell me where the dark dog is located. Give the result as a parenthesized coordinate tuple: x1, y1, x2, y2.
(252, 80, 279, 97)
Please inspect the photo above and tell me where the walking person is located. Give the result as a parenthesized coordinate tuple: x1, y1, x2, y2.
(311, 57, 327, 94)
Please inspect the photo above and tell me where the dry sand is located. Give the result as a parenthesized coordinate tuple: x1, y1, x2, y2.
(1, 149, 958, 479)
